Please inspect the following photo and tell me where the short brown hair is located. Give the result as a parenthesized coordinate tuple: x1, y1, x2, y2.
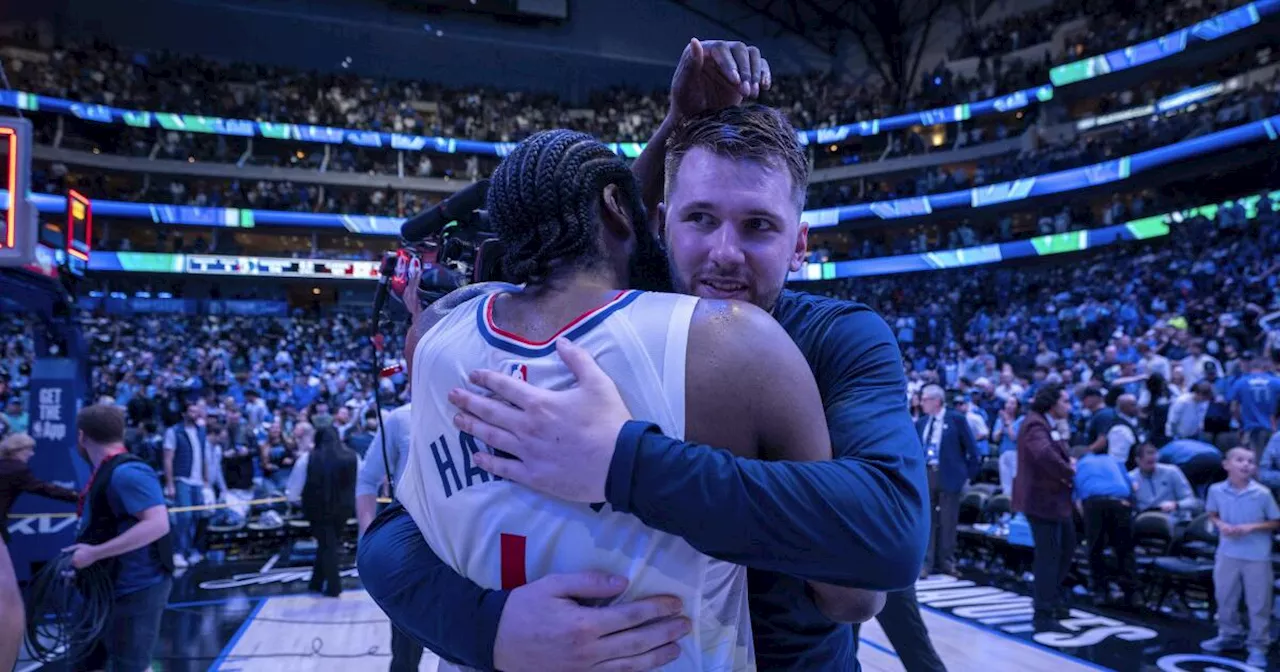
(77, 404, 125, 445)
(664, 104, 809, 212)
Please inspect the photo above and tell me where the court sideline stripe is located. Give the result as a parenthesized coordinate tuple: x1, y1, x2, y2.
(920, 604, 1118, 672)
(209, 596, 269, 671)
(859, 636, 900, 658)
(168, 596, 265, 610)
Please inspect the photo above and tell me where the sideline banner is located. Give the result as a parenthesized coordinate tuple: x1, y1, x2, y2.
(9, 357, 88, 581)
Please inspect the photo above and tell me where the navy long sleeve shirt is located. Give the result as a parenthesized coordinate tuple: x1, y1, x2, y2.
(357, 289, 929, 670)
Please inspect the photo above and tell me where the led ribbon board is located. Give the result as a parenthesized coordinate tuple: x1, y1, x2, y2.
(85, 189, 1279, 282)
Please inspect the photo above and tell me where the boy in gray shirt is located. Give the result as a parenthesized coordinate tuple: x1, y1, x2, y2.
(1201, 446, 1280, 668)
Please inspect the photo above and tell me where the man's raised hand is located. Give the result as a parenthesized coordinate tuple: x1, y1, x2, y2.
(669, 39, 771, 122)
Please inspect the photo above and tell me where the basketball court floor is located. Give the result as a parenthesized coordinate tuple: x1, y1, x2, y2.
(15, 556, 1266, 672)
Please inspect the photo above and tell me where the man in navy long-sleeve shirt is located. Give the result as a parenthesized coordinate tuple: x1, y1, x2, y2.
(359, 47, 928, 671)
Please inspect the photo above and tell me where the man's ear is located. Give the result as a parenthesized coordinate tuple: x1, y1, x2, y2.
(657, 202, 669, 242)
(791, 221, 810, 272)
(601, 183, 633, 240)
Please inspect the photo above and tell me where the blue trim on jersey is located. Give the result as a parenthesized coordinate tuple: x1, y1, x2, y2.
(476, 290, 645, 358)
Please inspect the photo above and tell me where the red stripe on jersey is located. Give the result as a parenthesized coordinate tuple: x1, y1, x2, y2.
(500, 533, 528, 589)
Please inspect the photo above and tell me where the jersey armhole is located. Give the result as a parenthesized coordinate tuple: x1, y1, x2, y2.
(662, 296, 698, 439)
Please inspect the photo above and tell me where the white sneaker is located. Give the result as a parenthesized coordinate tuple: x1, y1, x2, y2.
(187, 552, 204, 565)
(172, 553, 189, 569)
(1200, 636, 1243, 652)
(1246, 649, 1267, 668)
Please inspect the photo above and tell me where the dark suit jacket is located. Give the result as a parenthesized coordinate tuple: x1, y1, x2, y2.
(0, 457, 79, 535)
(1011, 411, 1075, 521)
(916, 410, 982, 493)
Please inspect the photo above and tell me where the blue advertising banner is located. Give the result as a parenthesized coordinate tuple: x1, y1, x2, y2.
(8, 357, 88, 581)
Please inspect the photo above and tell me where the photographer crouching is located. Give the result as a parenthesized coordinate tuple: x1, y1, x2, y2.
(64, 403, 175, 671)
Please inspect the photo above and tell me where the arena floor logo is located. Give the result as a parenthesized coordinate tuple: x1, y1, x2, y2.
(916, 575, 1265, 671)
(916, 575, 1157, 647)
(1155, 653, 1266, 671)
(197, 566, 360, 591)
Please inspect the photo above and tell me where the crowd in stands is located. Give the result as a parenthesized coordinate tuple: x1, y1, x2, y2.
(27, 58, 1278, 249)
(811, 66, 1280, 208)
(951, 0, 1248, 61)
(6, 38, 1054, 148)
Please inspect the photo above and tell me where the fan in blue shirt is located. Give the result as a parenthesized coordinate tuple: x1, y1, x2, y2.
(1073, 448, 1134, 502)
(1227, 358, 1280, 453)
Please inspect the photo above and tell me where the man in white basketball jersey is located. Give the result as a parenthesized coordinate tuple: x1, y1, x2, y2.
(391, 128, 862, 670)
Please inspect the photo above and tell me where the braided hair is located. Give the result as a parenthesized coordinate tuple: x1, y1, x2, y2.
(486, 129, 646, 286)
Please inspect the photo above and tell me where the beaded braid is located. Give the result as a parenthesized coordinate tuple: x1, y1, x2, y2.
(487, 129, 645, 285)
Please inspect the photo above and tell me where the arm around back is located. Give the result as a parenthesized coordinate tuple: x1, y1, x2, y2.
(608, 304, 928, 590)
(687, 301, 882, 622)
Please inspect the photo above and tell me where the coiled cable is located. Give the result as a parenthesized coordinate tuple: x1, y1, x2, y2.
(23, 552, 113, 663)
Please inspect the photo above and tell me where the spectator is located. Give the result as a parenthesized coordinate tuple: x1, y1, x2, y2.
(1072, 442, 1137, 607)
(1105, 394, 1142, 466)
(161, 402, 210, 568)
(1201, 447, 1280, 668)
(1130, 443, 1201, 517)
(1081, 388, 1116, 447)
(259, 421, 296, 492)
(1258, 431, 1280, 491)
(0, 433, 79, 542)
(2, 401, 27, 436)
(916, 384, 982, 578)
(288, 426, 359, 597)
(956, 393, 991, 456)
(1226, 355, 1280, 456)
(1013, 383, 1076, 621)
(1141, 373, 1174, 447)
(991, 396, 1024, 495)
(345, 410, 378, 459)
(1168, 381, 1213, 441)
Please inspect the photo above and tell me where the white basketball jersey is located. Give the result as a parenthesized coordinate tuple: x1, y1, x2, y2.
(397, 289, 754, 672)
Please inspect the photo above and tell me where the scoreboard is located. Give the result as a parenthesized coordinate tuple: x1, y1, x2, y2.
(66, 189, 92, 276)
(0, 116, 35, 268)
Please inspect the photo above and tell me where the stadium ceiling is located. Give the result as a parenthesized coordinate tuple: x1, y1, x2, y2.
(670, 0, 992, 56)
